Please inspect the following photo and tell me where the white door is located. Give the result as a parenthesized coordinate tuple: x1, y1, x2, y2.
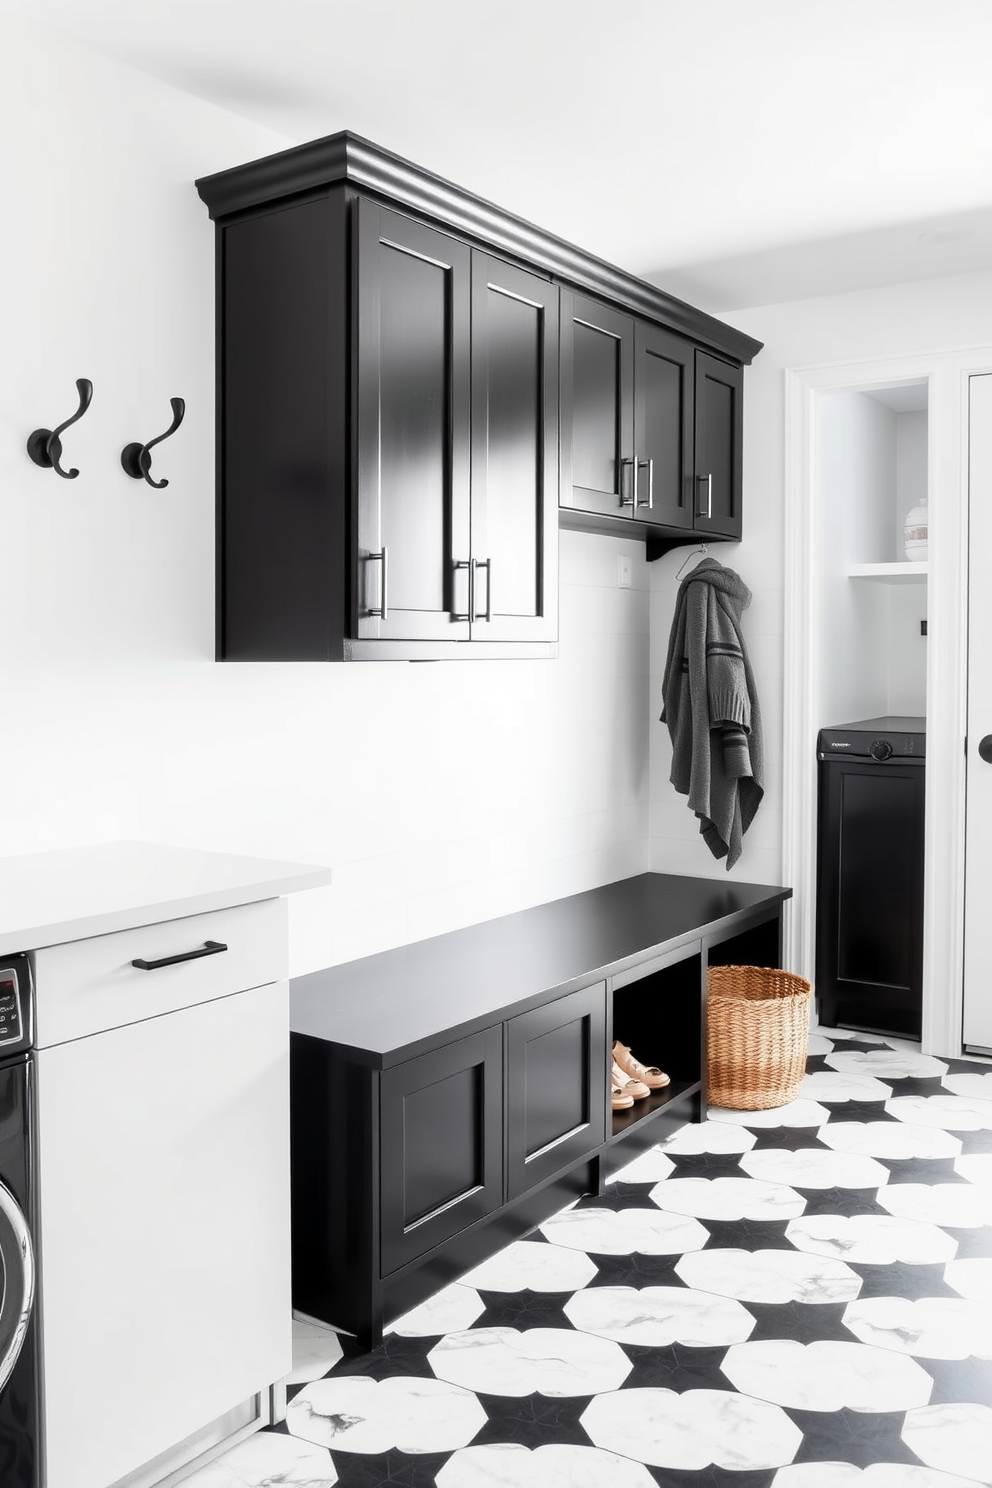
(964, 374, 992, 1049)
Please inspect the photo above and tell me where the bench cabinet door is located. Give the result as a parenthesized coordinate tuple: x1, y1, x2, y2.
(506, 983, 607, 1200)
(380, 1026, 503, 1275)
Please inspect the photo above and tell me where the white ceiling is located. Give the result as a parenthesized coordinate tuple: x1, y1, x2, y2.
(10, 0, 992, 310)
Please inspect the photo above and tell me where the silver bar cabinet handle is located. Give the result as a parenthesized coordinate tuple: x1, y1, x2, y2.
(367, 547, 388, 619)
(696, 474, 712, 520)
(620, 456, 636, 508)
(473, 558, 492, 623)
(637, 457, 654, 511)
(453, 559, 473, 622)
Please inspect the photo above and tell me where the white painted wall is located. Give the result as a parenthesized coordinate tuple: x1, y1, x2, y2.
(1, 18, 651, 974)
(815, 391, 893, 725)
(13, 15, 992, 976)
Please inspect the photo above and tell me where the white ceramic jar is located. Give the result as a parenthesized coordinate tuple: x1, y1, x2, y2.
(904, 498, 928, 561)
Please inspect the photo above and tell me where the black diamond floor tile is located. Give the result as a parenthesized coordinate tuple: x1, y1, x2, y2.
(786, 1405, 921, 1467)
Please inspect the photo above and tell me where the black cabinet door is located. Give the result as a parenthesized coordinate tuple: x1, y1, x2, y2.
(506, 982, 607, 1199)
(560, 292, 634, 520)
(634, 321, 693, 533)
(380, 1027, 502, 1275)
(471, 256, 559, 642)
(693, 351, 743, 539)
(816, 760, 924, 1038)
(356, 202, 472, 641)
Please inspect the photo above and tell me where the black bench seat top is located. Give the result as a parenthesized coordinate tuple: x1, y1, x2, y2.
(289, 871, 791, 1067)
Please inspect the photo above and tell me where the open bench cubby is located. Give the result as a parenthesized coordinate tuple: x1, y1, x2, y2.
(289, 872, 790, 1347)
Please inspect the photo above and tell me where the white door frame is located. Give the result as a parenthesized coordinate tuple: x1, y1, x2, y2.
(782, 346, 990, 1057)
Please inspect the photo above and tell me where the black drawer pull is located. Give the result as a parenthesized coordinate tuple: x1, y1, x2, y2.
(131, 940, 228, 971)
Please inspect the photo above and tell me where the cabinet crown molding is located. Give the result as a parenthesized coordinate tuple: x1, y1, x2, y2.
(195, 130, 762, 367)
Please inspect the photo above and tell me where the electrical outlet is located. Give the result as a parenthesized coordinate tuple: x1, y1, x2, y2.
(618, 554, 633, 589)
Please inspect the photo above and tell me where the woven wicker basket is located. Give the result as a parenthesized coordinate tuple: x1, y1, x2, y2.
(707, 965, 812, 1110)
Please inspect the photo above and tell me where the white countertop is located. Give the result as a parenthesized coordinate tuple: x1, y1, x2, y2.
(0, 840, 333, 954)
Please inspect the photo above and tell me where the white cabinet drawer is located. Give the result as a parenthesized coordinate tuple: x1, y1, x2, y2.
(33, 897, 287, 1048)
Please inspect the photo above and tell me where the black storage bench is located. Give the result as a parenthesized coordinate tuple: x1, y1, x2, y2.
(289, 871, 791, 1347)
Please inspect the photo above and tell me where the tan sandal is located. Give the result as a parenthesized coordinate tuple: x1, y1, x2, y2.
(611, 1082, 634, 1111)
(611, 1059, 650, 1101)
(613, 1042, 671, 1091)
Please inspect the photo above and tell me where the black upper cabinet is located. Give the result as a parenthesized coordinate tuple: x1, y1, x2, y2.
(693, 351, 743, 541)
(356, 204, 473, 645)
(635, 321, 694, 532)
(560, 293, 634, 520)
(471, 255, 559, 643)
(197, 132, 761, 656)
(214, 192, 558, 661)
(561, 295, 742, 555)
(356, 211, 558, 647)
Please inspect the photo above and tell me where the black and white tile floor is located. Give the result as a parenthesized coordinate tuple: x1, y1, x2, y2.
(184, 1030, 992, 1487)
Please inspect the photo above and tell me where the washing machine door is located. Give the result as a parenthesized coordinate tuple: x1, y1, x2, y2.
(0, 1180, 33, 1395)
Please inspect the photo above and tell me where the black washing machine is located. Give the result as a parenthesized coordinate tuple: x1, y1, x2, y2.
(0, 954, 38, 1488)
(816, 716, 926, 1040)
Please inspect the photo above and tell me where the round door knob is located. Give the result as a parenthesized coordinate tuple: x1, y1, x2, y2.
(869, 738, 893, 761)
(979, 736, 992, 763)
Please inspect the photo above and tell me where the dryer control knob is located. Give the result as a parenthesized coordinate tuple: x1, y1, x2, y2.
(869, 738, 894, 761)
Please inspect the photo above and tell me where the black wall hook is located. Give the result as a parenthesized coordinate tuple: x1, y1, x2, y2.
(27, 378, 93, 479)
(121, 397, 185, 489)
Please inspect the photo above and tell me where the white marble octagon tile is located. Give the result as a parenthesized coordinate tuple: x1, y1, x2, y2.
(954, 1154, 992, 1189)
(721, 1339, 934, 1412)
(785, 1213, 957, 1266)
(605, 1148, 677, 1184)
(771, 1463, 984, 1487)
(436, 1442, 658, 1488)
(842, 1295, 992, 1360)
(708, 1098, 830, 1128)
(816, 1121, 961, 1161)
(179, 1432, 338, 1488)
(540, 1206, 709, 1256)
(740, 1147, 890, 1190)
(648, 1175, 806, 1220)
(461, 1240, 598, 1293)
(944, 1256, 992, 1301)
(427, 1326, 632, 1397)
(659, 1121, 758, 1156)
(902, 1402, 992, 1482)
(876, 1182, 992, 1229)
(943, 1070, 992, 1102)
(885, 1095, 992, 1132)
(286, 1375, 486, 1454)
(386, 1283, 486, 1337)
(675, 1247, 861, 1305)
(825, 1050, 948, 1080)
(563, 1284, 755, 1348)
(579, 1386, 802, 1472)
(799, 1072, 894, 1103)
(286, 1318, 345, 1385)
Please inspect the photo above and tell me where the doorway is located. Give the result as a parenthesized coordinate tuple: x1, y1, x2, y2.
(783, 353, 973, 1056)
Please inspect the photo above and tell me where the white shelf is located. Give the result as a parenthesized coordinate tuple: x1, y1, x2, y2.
(847, 561, 928, 583)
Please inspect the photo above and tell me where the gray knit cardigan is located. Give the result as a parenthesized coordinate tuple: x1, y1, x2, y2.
(660, 557, 763, 868)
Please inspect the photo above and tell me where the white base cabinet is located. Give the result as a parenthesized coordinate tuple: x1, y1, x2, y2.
(35, 916, 292, 1488)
